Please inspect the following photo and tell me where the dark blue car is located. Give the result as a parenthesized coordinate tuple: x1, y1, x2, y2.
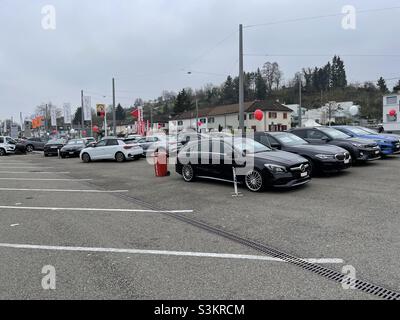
(333, 126, 400, 156)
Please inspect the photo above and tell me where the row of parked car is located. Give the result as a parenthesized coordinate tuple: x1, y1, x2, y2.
(174, 126, 400, 192)
(2, 126, 399, 193)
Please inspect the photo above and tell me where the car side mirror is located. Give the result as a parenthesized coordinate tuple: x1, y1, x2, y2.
(321, 137, 330, 142)
(271, 143, 281, 149)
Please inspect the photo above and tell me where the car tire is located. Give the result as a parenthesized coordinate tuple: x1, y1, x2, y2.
(115, 152, 126, 163)
(26, 145, 34, 152)
(303, 156, 316, 176)
(0, 148, 6, 156)
(44, 153, 48, 157)
(182, 164, 195, 182)
(82, 153, 91, 163)
(244, 169, 265, 192)
(133, 155, 141, 160)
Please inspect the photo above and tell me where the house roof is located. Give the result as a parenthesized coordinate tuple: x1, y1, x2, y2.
(207, 102, 254, 116)
(246, 100, 293, 113)
(172, 107, 213, 120)
(170, 100, 292, 121)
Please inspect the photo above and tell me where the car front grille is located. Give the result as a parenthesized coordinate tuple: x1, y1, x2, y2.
(290, 163, 310, 173)
(335, 152, 350, 161)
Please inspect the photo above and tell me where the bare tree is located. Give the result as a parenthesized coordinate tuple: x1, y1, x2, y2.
(262, 62, 283, 92)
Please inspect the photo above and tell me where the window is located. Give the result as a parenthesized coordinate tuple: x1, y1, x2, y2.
(387, 114, 397, 122)
(248, 113, 255, 120)
(0, 137, 3, 143)
(283, 113, 288, 119)
(269, 112, 277, 119)
(237, 114, 247, 120)
(282, 125, 288, 131)
(307, 130, 326, 139)
(106, 139, 119, 146)
(386, 96, 398, 105)
(208, 117, 215, 124)
(96, 140, 107, 147)
(199, 118, 207, 124)
(177, 121, 183, 126)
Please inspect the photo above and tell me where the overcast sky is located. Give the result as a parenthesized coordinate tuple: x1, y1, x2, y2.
(1, 0, 399, 120)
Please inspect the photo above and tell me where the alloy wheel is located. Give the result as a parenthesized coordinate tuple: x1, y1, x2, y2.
(182, 164, 194, 182)
(115, 152, 125, 162)
(245, 170, 263, 192)
(26, 145, 34, 152)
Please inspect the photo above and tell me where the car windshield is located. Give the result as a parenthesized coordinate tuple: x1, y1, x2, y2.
(67, 139, 84, 145)
(358, 127, 378, 135)
(233, 138, 271, 153)
(319, 127, 351, 139)
(273, 133, 308, 146)
(48, 139, 65, 144)
(344, 127, 373, 135)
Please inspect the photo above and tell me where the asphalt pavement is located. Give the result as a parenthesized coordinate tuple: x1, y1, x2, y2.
(1, 152, 398, 299)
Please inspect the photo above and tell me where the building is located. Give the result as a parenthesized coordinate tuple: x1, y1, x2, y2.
(283, 104, 307, 127)
(383, 94, 400, 132)
(169, 100, 292, 133)
(302, 101, 361, 126)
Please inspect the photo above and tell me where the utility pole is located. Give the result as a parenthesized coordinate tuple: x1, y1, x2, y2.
(45, 104, 48, 134)
(150, 105, 153, 129)
(81, 90, 84, 137)
(195, 99, 199, 133)
(298, 75, 302, 128)
(112, 77, 116, 136)
(238, 24, 244, 133)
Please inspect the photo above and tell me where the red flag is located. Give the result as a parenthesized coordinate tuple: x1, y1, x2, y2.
(131, 109, 139, 118)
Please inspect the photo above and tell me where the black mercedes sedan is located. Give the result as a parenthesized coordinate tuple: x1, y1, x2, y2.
(60, 139, 87, 158)
(254, 132, 352, 174)
(44, 138, 67, 157)
(290, 127, 381, 163)
(176, 137, 311, 192)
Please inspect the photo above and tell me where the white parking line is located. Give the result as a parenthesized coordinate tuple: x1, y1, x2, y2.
(0, 188, 128, 193)
(0, 168, 53, 169)
(0, 172, 70, 174)
(0, 205, 193, 213)
(0, 243, 344, 264)
(0, 178, 91, 181)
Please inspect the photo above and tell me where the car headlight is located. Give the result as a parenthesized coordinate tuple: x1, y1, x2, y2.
(264, 163, 287, 173)
(351, 143, 363, 147)
(315, 154, 334, 160)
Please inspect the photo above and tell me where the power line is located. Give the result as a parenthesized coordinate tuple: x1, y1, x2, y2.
(244, 6, 400, 29)
(245, 53, 400, 58)
(182, 29, 238, 71)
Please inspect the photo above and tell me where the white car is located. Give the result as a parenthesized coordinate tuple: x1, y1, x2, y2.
(0, 136, 16, 156)
(80, 138, 143, 163)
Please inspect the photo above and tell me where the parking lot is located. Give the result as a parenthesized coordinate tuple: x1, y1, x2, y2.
(0, 152, 399, 299)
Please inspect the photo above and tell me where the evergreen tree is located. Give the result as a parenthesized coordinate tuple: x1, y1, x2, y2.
(221, 76, 235, 104)
(393, 80, 400, 92)
(174, 89, 192, 114)
(115, 103, 125, 121)
(255, 68, 267, 100)
(377, 77, 388, 93)
(72, 107, 82, 125)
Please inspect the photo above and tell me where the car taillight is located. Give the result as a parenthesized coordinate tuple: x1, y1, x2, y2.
(123, 146, 133, 149)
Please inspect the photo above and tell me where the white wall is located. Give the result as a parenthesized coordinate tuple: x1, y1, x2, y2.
(383, 94, 400, 131)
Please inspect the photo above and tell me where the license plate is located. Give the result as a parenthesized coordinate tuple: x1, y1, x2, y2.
(69, 152, 74, 155)
(51, 146, 57, 149)
(301, 172, 308, 177)
(344, 159, 350, 164)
